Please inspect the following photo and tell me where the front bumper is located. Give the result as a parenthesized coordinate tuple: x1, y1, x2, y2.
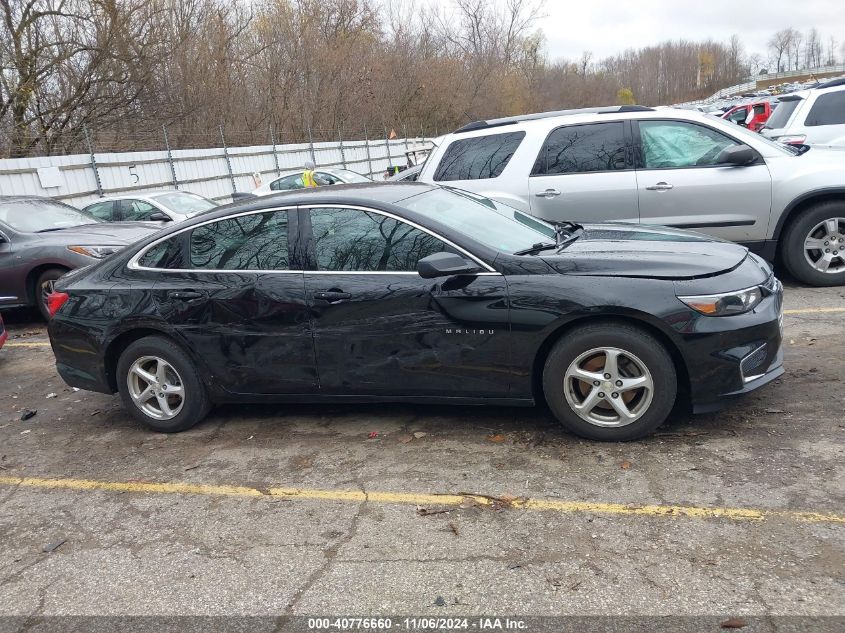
(672, 273, 784, 412)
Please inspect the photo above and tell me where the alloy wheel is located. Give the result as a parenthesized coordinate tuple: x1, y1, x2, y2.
(803, 217, 845, 274)
(127, 356, 185, 420)
(563, 347, 654, 427)
(40, 279, 56, 310)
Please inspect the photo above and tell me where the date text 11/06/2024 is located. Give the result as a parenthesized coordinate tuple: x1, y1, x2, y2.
(307, 618, 528, 630)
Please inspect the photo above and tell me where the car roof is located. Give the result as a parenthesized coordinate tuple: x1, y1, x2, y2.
(83, 191, 199, 203)
(214, 182, 437, 214)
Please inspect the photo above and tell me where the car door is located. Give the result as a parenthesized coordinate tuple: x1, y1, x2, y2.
(135, 207, 317, 395)
(300, 205, 511, 398)
(527, 121, 639, 224)
(633, 119, 772, 242)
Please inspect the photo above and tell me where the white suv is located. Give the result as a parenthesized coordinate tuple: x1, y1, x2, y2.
(761, 77, 845, 148)
(418, 104, 845, 286)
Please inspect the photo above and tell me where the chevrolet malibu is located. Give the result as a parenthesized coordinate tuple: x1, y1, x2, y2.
(47, 183, 784, 441)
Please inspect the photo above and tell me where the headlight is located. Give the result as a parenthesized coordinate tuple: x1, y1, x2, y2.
(67, 245, 123, 259)
(678, 286, 764, 316)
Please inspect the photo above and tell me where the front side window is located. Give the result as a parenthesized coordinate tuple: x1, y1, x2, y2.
(533, 122, 627, 175)
(805, 92, 845, 126)
(122, 200, 159, 221)
(84, 201, 116, 221)
(191, 211, 290, 270)
(638, 120, 737, 169)
(309, 208, 449, 272)
(433, 131, 525, 181)
(270, 174, 304, 191)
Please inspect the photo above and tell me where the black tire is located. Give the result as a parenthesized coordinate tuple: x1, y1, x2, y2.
(116, 336, 211, 432)
(35, 268, 67, 321)
(542, 322, 677, 441)
(781, 201, 845, 286)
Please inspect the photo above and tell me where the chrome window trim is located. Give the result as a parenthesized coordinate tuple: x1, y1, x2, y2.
(300, 203, 497, 273)
(128, 203, 498, 275)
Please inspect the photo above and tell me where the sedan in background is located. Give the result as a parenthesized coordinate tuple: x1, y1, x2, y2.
(48, 183, 783, 441)
(252, 168, 371, 195)
(82, 191, 219, 223)
(0, 196, 161, 320)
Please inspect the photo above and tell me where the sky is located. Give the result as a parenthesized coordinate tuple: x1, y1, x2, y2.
(433, 0, 845, 62)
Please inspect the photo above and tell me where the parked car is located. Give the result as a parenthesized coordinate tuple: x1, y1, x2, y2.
(81, 191, 218, 223)
(417, 105, 845, 286)
(48, 183, 783, 441)
(761, 77, 845, 149)
(0, 196, 161, 320)
(721, 100, 775, 131)
(252, 168, 371, 195)
(0, 312, 6, 351)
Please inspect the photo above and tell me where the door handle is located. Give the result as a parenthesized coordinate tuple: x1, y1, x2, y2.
(168, 290, 205, 300)
(314, 290, 352, 302)
(535, 188, 561, 198)
(645, 182, 674, 191)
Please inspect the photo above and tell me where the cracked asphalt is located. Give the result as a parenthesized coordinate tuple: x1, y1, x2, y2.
(0, 280, 843, 624)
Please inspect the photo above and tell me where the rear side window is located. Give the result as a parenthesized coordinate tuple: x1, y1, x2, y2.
(805, 92, 845, 126)
(137, 237, 185, 269)
(190, 211, 290, 270)
(533, 122, 627, 175)
(765, 98, 801, 129)
(433, 132, 525, 181)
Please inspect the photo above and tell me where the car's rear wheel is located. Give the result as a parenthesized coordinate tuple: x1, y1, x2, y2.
(782, 202, 845, 286)
(542, 323, 677, 441)
(116, 336, 211, 432)
(35, 268, 67, 321)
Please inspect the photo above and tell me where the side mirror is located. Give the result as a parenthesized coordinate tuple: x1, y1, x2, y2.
(148, 212, 172, 222)
(716, 144, 756, 166)
(417, 252, 480, 279)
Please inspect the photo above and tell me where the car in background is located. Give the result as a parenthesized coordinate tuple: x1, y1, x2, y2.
(761, 78, 845, 148)
(252, 168, 371, 195)
(81, 191, 218, 224)
(0, 196, 161, 320)
(418, 105, 845, 286)
(721, 100, 775, 131)
(48, 183, 783, 441)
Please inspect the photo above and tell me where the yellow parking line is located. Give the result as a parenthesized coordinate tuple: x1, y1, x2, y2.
(4, 341, 50, 347)
(0, 475, 842, 525)
(783, 307, 845, 315)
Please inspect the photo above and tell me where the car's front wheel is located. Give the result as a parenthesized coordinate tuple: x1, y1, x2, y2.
(542, 322, 677, 441)
(782, 201, 845, 286)
(35, 267, 67, 321)
(116, 336, 211, 432)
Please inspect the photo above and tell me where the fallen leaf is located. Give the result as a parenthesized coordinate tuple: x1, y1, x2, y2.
(20, 409, 36, 421)
(413, 432, 428, 439)
(621, 461, 631, 470)
(720, 617, 747, 629)
(448, 521, 459, 536)
(397, 434, 414, 444)
(487, 434, 506, 443)
(42, 538, 66, 553)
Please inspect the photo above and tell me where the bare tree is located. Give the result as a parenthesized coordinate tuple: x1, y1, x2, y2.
(768, 28, 794, 72)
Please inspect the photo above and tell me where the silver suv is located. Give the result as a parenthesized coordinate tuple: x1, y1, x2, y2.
(761, 77, 845, 148)
(418, 105, 845, 286)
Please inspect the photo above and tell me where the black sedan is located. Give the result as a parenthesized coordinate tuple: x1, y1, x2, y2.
(47, 183, 784, 441)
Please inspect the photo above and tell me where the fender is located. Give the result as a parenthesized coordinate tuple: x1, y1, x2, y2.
(772, 187, 845, 240)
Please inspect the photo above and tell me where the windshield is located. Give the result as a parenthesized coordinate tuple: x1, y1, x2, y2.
(332, 169, 371, 183)
(764, 98, 801, 130)
(0, 199, 99, 232)
(151, 192, 217, 215)
(720, 119, 798, 155)
(399, 188, 556, 252)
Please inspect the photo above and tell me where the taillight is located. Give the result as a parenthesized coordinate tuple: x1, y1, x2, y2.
(47, 291, 70, 318)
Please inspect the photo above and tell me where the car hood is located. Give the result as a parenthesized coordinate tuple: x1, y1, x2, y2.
(538, 224, 748, 279)
(31, 222, 161, 245)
